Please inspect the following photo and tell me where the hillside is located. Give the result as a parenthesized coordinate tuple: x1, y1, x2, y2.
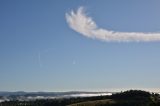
(68, 90, 160, 106)
(0, 90, 160, 106)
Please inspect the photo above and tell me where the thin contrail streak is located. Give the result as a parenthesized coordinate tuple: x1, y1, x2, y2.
(38, 52, 42, 68)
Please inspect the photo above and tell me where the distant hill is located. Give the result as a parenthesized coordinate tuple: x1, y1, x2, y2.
(0, 91, 112, 102)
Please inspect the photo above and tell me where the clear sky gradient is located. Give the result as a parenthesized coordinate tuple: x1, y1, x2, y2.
(0, 0, 160, 92)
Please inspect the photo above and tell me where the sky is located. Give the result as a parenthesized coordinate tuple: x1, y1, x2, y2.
(0, 0, 160, 92)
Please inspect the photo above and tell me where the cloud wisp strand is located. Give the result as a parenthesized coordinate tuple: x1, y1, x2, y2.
(66, 7, 160, 42)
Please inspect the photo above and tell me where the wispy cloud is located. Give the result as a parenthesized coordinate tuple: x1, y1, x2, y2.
(66, 6, 160, 42)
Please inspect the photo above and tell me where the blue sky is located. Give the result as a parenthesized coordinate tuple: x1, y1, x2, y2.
(0, 0, 160, 92)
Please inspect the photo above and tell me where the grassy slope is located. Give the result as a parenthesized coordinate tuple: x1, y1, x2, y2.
(68, 99, 115, 106)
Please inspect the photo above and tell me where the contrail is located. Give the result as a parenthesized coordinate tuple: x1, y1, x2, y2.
(66, 6, 160, 42)
(38, 52, 42, 68)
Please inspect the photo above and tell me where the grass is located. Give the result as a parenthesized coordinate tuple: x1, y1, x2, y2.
(68, 99, 115, 106)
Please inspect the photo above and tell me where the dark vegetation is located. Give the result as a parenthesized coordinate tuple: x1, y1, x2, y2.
(0, 90, 160, 106)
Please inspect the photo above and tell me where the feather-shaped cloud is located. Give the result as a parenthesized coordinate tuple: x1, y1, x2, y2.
(66, 7, 160, 42)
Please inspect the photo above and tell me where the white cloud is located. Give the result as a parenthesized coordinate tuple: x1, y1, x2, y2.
(66, 6, 160, 42)
(68, 93, 112, 97)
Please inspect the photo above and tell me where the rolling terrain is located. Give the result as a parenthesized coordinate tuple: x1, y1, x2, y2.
(0, 90, 159, 106)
